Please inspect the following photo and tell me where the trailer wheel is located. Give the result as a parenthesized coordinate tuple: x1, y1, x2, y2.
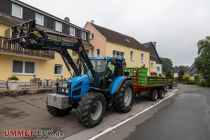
(158, 89, 165, 99)
(113, 80, 134, 113)
(77, 92, 106, 128)
(47, 105, 71, 117)
(151, 90, 158, 101)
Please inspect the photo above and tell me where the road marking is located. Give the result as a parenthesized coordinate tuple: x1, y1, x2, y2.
(88, 92, 176, 140)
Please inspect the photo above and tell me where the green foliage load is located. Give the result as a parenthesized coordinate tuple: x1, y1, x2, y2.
(123, 67, 168, 87)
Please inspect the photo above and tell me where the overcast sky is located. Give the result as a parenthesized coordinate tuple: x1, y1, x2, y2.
(20, 0, 210, 66)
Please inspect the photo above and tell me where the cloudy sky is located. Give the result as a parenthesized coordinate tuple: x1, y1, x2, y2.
(20, 0, 210, 66)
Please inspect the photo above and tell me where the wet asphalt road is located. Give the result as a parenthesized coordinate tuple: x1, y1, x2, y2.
(126, 85, 210, 140)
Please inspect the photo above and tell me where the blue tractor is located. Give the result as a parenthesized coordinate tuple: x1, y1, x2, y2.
(10, 20, 135, 127)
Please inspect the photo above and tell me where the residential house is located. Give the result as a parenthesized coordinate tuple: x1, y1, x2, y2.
(0, 0, 93, 82)
(84, 22, 150, 73)
(186, 64, 198, 80)
(143, 42, 163, 75)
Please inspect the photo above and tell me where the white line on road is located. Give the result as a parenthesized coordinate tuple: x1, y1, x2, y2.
(88, 92, 176, 140)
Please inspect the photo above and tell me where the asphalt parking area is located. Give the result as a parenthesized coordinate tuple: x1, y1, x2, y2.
(0, 89, 176, 140)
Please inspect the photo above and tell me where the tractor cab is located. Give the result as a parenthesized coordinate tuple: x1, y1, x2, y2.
(90, 56, 126, 89)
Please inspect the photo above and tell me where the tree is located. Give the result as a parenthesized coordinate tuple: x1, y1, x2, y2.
(174, 65, 190, 81)
(194, 36, 210, 85)
(160, 57, 174, 78)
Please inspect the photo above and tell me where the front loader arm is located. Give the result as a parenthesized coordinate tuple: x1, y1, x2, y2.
(9, 20, 94, 76)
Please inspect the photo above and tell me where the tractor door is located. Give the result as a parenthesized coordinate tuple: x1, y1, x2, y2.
(111, 59, 126, 77)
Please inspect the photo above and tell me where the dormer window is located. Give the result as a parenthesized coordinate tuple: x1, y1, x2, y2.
(81, 32, 86, 40)
(12, 4, 23, 19)
(35, 13, 44, 26)
(70, 27, 75, 36)
(55, 21, 62, 32)
(126, 38, 130, 43)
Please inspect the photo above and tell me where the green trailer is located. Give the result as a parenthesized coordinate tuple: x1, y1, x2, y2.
(124, 67, 169, 101)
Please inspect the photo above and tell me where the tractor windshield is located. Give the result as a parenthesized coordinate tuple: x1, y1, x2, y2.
(91, 59, 108, 73)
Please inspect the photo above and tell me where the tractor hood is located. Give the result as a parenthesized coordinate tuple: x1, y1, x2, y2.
(66, 74, 93, 84)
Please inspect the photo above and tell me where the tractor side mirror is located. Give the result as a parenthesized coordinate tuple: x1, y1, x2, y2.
(122, 61, 126, 66)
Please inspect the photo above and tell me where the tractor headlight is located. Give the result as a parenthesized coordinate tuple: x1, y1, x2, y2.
(57, 82, 70, 94)
(61, 88, 65, 92)
(66, 89, 69, 93)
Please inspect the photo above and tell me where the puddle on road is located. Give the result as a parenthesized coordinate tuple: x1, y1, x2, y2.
(0, 106, 29, 119)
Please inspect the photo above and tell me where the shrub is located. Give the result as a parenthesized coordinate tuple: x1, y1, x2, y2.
(194, 74, 200, 84)
(199, 81, 210, 87)
(183, 74, 190, 81)
(186, 80, 195, 85)
(8, 76, 19, 81)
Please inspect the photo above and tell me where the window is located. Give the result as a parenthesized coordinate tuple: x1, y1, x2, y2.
(25, 62, 35, 73)
(157, 67, 160, 72)
(113, 50, 124, 58)
(130, 51, 134, 61)
(81, 32, 86, 40)
(13, 60, 23, 73)
(70, 27, 75, 36)
(54, 64, 63, 75)
(96, 49, 100, 57)
(13, 60, 35, 74)
(151, 62, 154, 67)
(55, 21, 62, 32)
(89, 32, 94, 40)
(35, 13, 44, 26)
(141, 53, 144, 62)
(12, 4, 23, 19)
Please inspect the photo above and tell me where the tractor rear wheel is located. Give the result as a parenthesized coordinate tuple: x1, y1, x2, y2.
(77, 92, 106, 128)
(150, 90, 158, 101)
(158, 89, 165, 99)
(113, 80, 134, 113)
(47, 105, 71, 117)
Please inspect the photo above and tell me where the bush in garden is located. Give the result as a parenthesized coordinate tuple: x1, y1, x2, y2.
(199, 81, 210, 87)
(194, 74, 200, 84)
(183, 74, 190, 81)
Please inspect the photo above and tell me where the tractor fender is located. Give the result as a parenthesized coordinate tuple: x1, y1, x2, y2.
(110, 76, 131, 94)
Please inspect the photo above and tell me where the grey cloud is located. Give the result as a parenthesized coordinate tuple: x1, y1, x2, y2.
(20, 0, 210, 66)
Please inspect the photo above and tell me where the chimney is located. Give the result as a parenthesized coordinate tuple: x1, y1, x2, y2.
(91, 20, 94, 24)
(152, 42, 156, 49)
(64, 17, 70, 23)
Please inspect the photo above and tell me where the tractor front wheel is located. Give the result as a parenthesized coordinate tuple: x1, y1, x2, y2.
(113, 80, 134, 113)
(77, 92, 106, 128)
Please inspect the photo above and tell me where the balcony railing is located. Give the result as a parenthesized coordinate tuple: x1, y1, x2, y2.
(0, 37, 55, 59)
